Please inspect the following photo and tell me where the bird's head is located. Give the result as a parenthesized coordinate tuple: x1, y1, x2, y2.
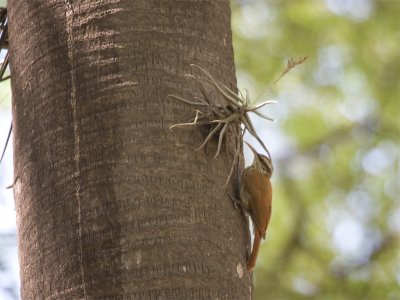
(245, 142, 273, 177)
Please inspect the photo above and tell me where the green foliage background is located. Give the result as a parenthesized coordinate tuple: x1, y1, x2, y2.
(231, 1, 399, 299)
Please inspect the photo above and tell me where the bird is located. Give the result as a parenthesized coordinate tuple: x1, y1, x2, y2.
(240, 141, 273, 272)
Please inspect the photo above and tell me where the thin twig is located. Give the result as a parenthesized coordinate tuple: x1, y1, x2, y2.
(196, 123, 223, 151)
(214, 122, 229, 159)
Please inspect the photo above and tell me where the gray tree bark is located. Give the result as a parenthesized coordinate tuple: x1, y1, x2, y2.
(8, 0, 252, 298)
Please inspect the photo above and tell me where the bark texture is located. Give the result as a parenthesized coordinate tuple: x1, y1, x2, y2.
(9, 0, 251, 299)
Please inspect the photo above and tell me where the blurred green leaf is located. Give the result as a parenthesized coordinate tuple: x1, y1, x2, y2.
(232, 0, 400, 299)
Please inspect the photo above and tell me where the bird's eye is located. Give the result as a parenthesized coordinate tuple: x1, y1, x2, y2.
(260, 157, 273, 174)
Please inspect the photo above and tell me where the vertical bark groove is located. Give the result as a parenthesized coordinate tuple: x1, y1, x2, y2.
(65, 2, 88, 298)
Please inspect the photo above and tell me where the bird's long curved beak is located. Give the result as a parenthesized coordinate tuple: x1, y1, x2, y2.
(244, 141, 258, 156)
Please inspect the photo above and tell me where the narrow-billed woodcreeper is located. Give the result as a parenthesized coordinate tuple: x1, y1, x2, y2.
(240, 142, 273, 272)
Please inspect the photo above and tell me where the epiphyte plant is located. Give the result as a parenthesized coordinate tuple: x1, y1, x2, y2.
(169, 57, 307, 185)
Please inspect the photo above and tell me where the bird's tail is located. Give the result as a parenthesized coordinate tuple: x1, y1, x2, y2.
(247, 229, 261, 272)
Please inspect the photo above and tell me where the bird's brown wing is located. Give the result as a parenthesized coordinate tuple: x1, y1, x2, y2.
(244, 171, 272, 239)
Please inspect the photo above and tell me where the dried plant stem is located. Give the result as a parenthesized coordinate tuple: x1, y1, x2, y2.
(169, 58, 306, 185)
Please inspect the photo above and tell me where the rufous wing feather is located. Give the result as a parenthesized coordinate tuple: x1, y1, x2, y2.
(245, 172, 272, 239)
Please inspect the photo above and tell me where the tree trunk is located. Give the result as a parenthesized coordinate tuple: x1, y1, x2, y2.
(8, 0, 251, 299)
